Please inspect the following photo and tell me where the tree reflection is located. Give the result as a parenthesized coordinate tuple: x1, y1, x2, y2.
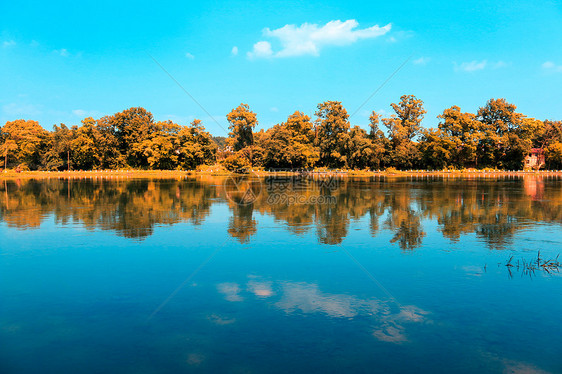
(1, 175, 561, 249)
(0, 177, 215, 238)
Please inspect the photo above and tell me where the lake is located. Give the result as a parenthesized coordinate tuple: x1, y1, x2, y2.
(1, 175, 561, 373)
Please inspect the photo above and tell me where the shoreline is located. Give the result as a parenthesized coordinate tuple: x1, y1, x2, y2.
(2, 169, 562, 179)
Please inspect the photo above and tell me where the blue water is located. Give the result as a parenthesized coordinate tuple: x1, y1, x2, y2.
(1, 176, 561, 373)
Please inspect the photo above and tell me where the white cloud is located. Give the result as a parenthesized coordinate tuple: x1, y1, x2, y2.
(185, 52, 195, 59)
(455, 59, 509, 72)
(231, 46, 238, 56)
(249, 19, 391, 58)
(413, 56, 430, 65)
(247, 41, 273, 59)
(270, 107, 279, 112)
(456, 60, 487, 72)
(542, 61, 562, 72)
(54, 48, 69, 57)
(2, 40, 16, 48)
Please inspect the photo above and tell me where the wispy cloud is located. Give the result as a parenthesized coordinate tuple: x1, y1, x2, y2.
(413, 56, 430, 65)
(54, 48, 69, 57)
(2, 40, 16, 48)
(457, 60, 487, 72)
(493, 61, 508, 69)
(455, 59, 509, 72)
(2, 103, 42, 117)
(231, 46, 238, 56)
(185, 52, 195, 59)
(248, 19, 391, 59)
(72, 109, 100, 118)
(542, 61, 562, 73)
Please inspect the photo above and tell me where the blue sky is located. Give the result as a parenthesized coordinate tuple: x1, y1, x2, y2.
(1, 0, 561, 136)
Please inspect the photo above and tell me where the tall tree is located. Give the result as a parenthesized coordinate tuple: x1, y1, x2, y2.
(177, 119, 217, 169)
(1, 139, 18, 171)
(436, 106, 483, 168)
(227, 103, 257, 151)
(348, 126, 373, 169)
(141, 120, 181, 169)
(106, 107, 156, 168)
(477, 98, 528, 169)
(368, 111, 388, 169)
(260, 111, 318, 169)
(71, 117, 102, 170)
(95, 116, 124, 169)
(383, 95, 425, 169)
(314, 101, 350, 168)
(52, 124, 75, 171)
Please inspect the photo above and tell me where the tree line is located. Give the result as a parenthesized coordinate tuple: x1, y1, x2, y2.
(2, 96, 562, 171)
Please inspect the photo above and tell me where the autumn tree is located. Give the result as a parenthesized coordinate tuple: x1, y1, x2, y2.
(536, 120, 562, 149)
(227, 103, 257, 151)
(382, 95, 425, 169)
(435, 106, 483, 168)
(476, 98, 529, 169)
(348, 126, 373, 169)
(105, 107, 156, 168)
(419, 128, 455, 169)
(95, 116, 124, 169)
(71, 117, 102, 170)
(1, 119, 47, 169)
(367, 111, 388, 169)
(1, 139, 18, 170)
(141, 121, 181, 169)
(52, 124, 75, 171)
(177, 119, 217, 169)
(545, 142, 562, 169)
(314, 101, 350, 168)
(260, 111, 318, 169)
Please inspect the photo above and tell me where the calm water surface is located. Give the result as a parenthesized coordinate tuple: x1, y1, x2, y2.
(1, 175, 561, 373)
